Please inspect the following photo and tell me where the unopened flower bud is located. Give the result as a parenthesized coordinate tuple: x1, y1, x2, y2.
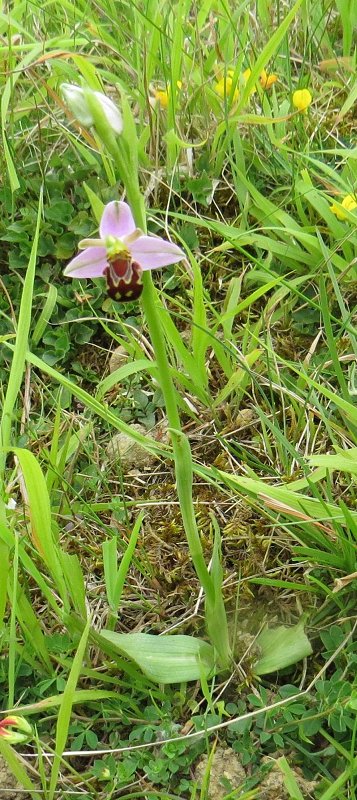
(0, 715, 32, 745)
(292, 88, 312, 113)
(61, 83, 123, 134)
(99, 768, 111, 781)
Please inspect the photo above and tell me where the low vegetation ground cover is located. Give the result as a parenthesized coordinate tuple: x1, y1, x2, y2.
(0, 0, 356, 797)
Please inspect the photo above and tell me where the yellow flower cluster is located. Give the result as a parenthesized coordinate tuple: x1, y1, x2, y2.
(330, 194, 357, 220)
(212, 67, 313, 115)
(214, 67, 277, 103)
(153, 68, 312, 120)
(153, 70, 315, 120)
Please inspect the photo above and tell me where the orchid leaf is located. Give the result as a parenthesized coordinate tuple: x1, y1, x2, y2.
(254, 618, 312, 675)
(101, 631, 215, 683)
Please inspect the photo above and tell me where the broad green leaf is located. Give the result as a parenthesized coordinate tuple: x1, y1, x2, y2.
(205, 515, 231, 669)
(0, 194, 42, 477)
(103, 512, 143, 613)
(2, 346, 167, 460)
(337, 78, 357, 120)
(13, 689, 119, 715)
(111, 511, 143, 610)
(72, 54, 103, 90)
(254, 619, 312, 675)
(96, 358, 157, 400)
(165, 129, 207, 149)
(213, 465, 357, 528)
(309, 450, 357, 473)
(0, 521, 63, 618)
(213, 349, 262, 407)
(13, 591, 52, 672)
(1, 44, 45, 191)
(101, 631, 215, 683)
(59, 552, 87, 619)
(240, 0, 303, 102)
(32, 285, 58, 346)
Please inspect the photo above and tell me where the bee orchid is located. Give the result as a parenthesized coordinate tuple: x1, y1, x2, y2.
(64, 201, 186, 301)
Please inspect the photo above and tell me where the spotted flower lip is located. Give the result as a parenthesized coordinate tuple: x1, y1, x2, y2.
(64, 201, 186, 280)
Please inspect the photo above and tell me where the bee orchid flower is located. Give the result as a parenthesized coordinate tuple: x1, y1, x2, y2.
(64, 201, 186, 301)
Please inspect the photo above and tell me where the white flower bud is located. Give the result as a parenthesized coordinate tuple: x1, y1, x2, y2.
(61, 83, 123, 134)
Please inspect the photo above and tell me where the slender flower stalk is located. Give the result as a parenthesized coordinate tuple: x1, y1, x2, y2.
(118, 216, 230, 667)
(62, 84, 232, 668)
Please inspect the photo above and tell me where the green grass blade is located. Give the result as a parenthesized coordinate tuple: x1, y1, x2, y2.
(48, 617, 91, 800)
(0, 738, 41, 800)
(11, 448, 69, 610)
(0, 191, 42, 481)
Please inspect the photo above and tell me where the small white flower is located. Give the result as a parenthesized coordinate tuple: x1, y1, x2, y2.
(6, 498, 16, 510)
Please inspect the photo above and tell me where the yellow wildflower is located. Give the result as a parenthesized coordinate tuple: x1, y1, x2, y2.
(242, 68, 277, 94)
(242, 68, 257, 96)
(292, 88, 312, 113)
(330, 194, 357, 220)
(259, 69, 278, 89)
(214, 70, 239, 103)
(154, 89, 169, 108)
(215, 66, 277, 101)
(153, 81, 182, 109)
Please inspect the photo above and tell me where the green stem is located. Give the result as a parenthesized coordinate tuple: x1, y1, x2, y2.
(141, 278, 215, 605)
(100, 128, 230, 665)
(123, 174, 215, 603)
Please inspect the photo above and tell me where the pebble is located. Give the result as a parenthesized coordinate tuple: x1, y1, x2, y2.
(106, 424, 160, 470)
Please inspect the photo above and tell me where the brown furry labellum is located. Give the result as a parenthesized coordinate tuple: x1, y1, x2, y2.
(104, 254, 143, 301)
